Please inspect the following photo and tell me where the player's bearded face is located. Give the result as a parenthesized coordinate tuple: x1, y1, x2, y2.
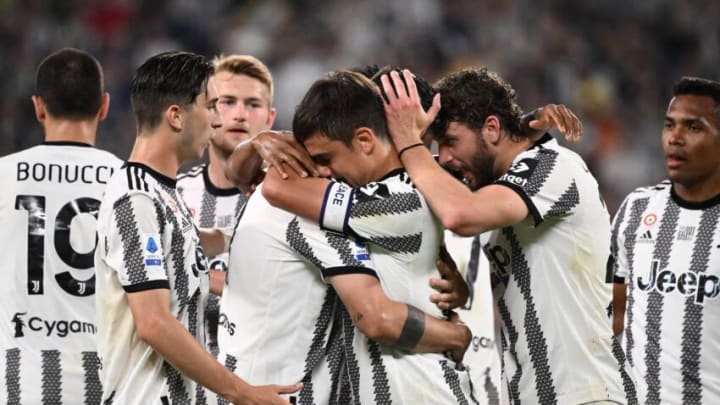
(466, 136, 496, 191)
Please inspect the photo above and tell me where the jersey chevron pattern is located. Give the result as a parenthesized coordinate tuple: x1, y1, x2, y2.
(487, 135, 625, 404)
(612, 180, 720, 404)
(0, 142, 121, 405)
(95, 162, 210, 405)
(216, 183, 374, 405)
(177, 163, 245, 358)
(320, 169, 479, 404)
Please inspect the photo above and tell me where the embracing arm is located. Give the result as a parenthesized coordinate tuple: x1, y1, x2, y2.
(329, 273, 470, 362)
(128, 288, 300, 404)
(262, 165, 329, 222)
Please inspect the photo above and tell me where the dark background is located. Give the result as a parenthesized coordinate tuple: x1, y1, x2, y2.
(2, 0, 717, 213)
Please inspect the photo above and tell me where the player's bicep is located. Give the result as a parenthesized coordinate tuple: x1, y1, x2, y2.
(105, 192, 169, 292)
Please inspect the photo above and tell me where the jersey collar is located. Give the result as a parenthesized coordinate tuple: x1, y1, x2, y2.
(671, 185, 720, 210)
(123, 161, 177, 188)
(42, 141, 92, 147)
(203, 164, 241, 196)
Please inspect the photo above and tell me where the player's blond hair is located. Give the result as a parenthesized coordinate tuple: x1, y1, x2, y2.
(213, 54, 274, 105)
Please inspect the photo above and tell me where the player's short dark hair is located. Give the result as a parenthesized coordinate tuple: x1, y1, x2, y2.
(369, 66, 439, 135)
(434, 67, 523, 139)
(350, 64, 381, 78)
(35, 48, 104, 120)
(131, 51, 214, 131)
(293, 70, 387, 147)
(673, 77, 720, 119)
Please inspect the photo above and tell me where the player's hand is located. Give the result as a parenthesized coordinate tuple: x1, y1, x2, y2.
(446, 310, 471, 364)
(380, 69, 442, 151)
(251, 130, 319, 179)
(528, 104, 582, 143)
(236, 382, 303, 405)
(430, 245, 469, 310)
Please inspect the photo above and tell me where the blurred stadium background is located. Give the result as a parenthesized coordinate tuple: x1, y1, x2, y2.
(1, 0, 718, 213)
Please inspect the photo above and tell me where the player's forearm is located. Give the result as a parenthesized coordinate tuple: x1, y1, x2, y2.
(612, 282, 627, 336)
(136, 310, 248, 402)
(399, 146, 482, 234)
(262, 168, 325, 221)
(226, 139, 264, 192)
(363, 301, 468, 355)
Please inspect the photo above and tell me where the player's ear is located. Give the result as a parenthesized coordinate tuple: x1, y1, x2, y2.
(166, 104, 183, 132)
(97, 92, 110, 122)
(483, 115, 501, 145)
(265, 106, 277, 128)
(32, 95, 47, 123)
(354, 127, 375, 154)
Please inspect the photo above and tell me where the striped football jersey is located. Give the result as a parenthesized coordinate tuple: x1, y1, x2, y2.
(0, 142, 121, 405)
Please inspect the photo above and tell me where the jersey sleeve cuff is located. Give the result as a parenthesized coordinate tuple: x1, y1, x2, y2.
(495, 181, 543, 226)
(320, 181, 355, 234)
(321, 266, 378, 280)
(123, 279, 171, 293)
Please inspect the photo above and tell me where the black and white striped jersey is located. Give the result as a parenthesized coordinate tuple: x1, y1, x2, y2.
(320, 169, 478, 404)
(216, 182, 371, 405)
(445, 231, 502, 405)
(487, 135, 625, 404)
(611, 180, 720, 404)
(95, 162, 210, 405)
(177, 163, 245, 357)
(0, 142, 121, 405)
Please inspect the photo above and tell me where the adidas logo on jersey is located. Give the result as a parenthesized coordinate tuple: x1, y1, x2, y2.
(637, 260, 720, 304)
(638, 230, 653, 243)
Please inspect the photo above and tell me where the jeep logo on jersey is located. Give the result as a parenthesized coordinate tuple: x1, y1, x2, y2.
(11, 312, 96, 337)
(218, 312, 235, 335)
(637, 260, 720, 304)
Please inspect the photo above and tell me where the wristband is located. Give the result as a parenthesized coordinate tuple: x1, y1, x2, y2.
(398, 142, 425, 159)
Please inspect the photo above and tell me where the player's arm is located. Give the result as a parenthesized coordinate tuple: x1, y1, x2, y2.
(262, 166, 328, 222)
(521, 104, 582, 142)
(328, 272, 470, 362)
(612, 278, 627, 336)
(198, 228, 230, 258)
(226, 130, 317, 193)
(127, 288, 300, 404)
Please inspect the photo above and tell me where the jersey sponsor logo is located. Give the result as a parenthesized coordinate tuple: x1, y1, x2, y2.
(218, 312, 235, 335)
(637, 260, 720, 304)
(502, 158, 538, 187)
(11, 311, 96, 338)
(17, 162, 114, 184)
(470, 335, 494, 352)
(642, 213, 657, 226)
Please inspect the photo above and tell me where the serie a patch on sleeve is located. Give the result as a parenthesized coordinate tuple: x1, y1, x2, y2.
(142, 233, 164, 268)
(354, 240, 371, 262)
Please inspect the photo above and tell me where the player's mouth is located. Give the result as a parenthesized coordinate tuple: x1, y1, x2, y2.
(665, 152, 687, 169)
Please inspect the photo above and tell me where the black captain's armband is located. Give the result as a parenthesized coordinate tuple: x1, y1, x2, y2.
(395, 304, 425, 350)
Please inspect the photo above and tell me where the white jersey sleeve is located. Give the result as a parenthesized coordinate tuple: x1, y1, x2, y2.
(103, 192, 170, 291)
(495, 137, 584, 226)
(319, 170, 429, 263)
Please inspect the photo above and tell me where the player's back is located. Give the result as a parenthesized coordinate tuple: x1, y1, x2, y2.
(218, 183, 355, 404)
(0, 142, 121, 404)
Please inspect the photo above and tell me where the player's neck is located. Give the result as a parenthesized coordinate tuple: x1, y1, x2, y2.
(43, 118, 97, 145)
(494, 136, 532, 178)
(206, 147, 235, 189)
(371, 148, 403, 182)
(673, 176, 720, 203)
(128, 131, 181, 180)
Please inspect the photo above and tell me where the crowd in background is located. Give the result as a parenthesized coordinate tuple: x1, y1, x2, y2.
(1, 0, 718, 213)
